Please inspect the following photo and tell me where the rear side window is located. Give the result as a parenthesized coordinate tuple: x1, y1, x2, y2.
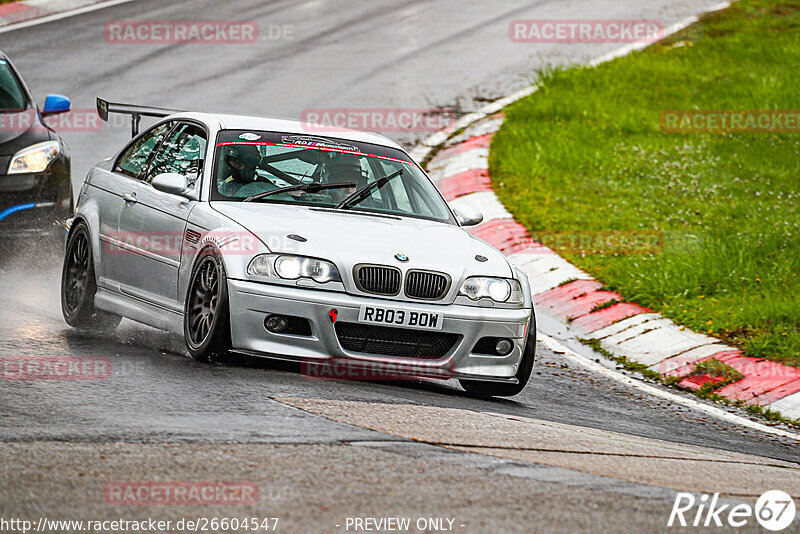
(0, 61, 28, 111)
(114, 122, 173, 178)
(144, 123, 207, 191)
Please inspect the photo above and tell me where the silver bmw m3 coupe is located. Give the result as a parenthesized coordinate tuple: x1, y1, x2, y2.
(61, 99, 536, 397)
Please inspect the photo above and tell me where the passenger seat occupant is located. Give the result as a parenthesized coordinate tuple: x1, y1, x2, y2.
(218, 144, 265, 198)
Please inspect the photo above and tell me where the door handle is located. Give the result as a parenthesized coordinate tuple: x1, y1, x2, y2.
(122, 193, 137, 204)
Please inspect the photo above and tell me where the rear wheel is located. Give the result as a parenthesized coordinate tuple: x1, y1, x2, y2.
(184, 251, 232, 362)
(60, 221, 121, 331)
(460, 315, 537, 398)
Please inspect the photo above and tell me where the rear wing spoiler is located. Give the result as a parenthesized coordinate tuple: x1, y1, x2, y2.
(96, 97, 183, 137)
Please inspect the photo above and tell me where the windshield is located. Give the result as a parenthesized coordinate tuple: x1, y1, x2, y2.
(211, 131, 455, 224)
(0, 60, 28, 112)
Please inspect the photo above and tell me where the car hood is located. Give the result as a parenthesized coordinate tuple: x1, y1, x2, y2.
(210, 202, 513, 282)
(0, 110, 50, 156)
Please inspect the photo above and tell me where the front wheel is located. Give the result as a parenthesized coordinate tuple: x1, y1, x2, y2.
(459, 315, 537, 398)
(184, 251, 232, 362)
(60, 221, 121, 331)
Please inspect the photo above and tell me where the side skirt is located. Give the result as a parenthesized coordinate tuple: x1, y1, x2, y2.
(95, 287, 183, 334)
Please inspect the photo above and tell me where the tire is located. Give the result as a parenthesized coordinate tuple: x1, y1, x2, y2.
(459, 315, 537, 398)
(184, 250, 232, 362)
(60, 221, 122, 331)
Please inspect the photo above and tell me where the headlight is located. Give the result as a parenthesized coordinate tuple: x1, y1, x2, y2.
(459, 277, 524, 304)
(248, 253, 341, 283)
(8, 141, 60, 174)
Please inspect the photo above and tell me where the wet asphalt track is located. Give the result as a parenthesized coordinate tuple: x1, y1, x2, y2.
(0, 0, 798, 530)
(1, 251, 797, 461)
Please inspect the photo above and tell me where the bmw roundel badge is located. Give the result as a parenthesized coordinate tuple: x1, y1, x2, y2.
(395, 253, 409, 262)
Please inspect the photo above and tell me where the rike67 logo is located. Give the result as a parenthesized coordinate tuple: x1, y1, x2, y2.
(668, 490, 796, 531)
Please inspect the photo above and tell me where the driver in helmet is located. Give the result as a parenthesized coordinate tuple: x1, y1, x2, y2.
(218, 144, 265, 198)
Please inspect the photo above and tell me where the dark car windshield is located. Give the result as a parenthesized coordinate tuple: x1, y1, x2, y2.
(211, 131, 455, 224)
(0, 60, 28, 111)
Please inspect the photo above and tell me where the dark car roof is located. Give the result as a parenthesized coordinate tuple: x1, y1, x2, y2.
(0, 50, 56, 156)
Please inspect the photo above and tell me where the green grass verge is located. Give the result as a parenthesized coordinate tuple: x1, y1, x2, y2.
(492, 0, 800, 367)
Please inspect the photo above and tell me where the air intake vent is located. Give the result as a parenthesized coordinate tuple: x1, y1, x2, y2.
(405, 270, 450, 300)
(354, 265, 401, 296)
(184, 229, 201, 245)
(335, 322, 458, 359)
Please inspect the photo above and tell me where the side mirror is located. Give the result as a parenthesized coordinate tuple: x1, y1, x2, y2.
(453, 205, 483, 227)
(41, 94, 72, 116)
(152, 173, 190, 196)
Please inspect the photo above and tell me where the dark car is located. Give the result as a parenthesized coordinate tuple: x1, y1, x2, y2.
(0, 50, 71, 238)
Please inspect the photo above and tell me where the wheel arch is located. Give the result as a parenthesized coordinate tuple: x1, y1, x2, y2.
(183, 243, 233, 361)
(66, 213, 103, 284)
(180, 240, 227, 310)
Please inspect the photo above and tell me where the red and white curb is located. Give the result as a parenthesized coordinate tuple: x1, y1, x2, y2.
(414, 2, 800, 424)
(0, 0, 131, 31)
(0, 0, 50, 25)
(425, 111, 800, 423)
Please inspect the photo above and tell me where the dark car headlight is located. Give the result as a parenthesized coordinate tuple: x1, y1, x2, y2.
(8, 141, 60, 174)
(248, 253, 341, 284)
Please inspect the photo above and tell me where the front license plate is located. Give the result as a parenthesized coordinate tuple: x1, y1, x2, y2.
(358, 306, 443, 331)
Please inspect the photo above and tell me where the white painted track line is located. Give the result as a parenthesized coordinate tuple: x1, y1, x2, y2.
(538, 333, 799, 442)
(0, 0, 139, 34)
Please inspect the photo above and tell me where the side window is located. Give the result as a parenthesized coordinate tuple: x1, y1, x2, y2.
(0, 62, 28, 111)
(144, 123, 208, 191)
(114, 122, 173, 178)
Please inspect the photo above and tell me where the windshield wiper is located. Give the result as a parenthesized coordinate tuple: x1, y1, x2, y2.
(335, 169, 403, 210)
(242, 182, 356, 203)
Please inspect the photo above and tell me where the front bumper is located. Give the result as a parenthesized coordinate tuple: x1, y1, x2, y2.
(228, 279, 533, 382)
(0, 167, 70, 237)
(0, 149, 72, 237)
